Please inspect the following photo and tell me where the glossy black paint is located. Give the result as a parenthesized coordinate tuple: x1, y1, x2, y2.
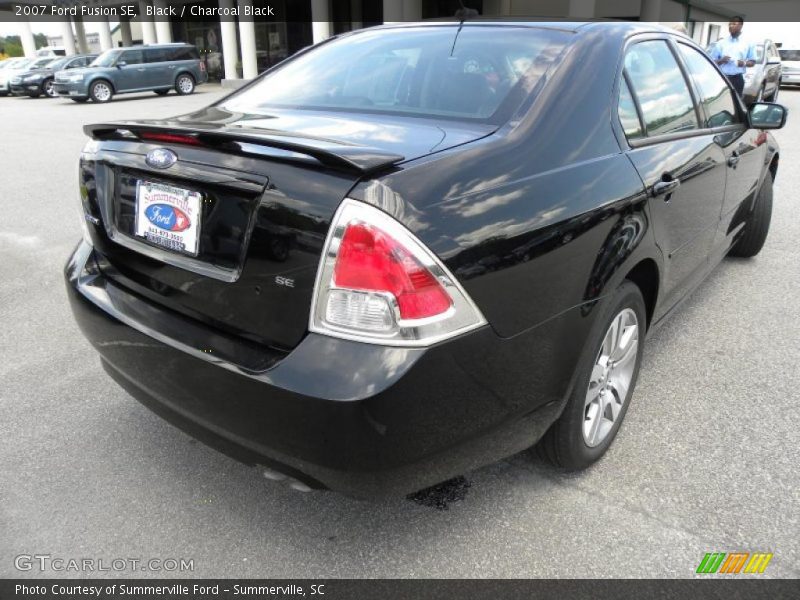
(67, 22, 780, 497)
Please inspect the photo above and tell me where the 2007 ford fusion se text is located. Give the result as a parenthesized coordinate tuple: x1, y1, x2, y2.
(65, 21, 786, 498)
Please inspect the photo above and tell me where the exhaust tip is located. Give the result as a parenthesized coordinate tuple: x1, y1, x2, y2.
(289, 480, 313, 493)
(262, 467, 315, 493)
(262, 467, 287, 482)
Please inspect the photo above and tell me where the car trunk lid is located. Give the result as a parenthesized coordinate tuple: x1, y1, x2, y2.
(81, 111, 494, 353)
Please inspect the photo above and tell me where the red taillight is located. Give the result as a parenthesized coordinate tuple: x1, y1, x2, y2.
(139, 132, 203, 146)
(310, 199, 486, 347)
(333, 223, 451, 320)
(200, 61, 207, 73)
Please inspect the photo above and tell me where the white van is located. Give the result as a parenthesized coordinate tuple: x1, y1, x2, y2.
(34, 46, 66, 58)
(779, 47, 800, 86)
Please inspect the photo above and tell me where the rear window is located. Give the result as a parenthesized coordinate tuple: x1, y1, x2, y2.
(221, 26, 571, 122)
(779, 49, 800, 61)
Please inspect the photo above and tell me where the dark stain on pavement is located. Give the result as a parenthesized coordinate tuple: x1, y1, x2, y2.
(406, 476, 471, 510)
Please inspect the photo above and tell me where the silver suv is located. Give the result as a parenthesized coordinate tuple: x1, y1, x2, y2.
(742, 39, 782, 105)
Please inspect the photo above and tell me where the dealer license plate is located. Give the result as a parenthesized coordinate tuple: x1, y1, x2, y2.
(135, 181, 202, 256)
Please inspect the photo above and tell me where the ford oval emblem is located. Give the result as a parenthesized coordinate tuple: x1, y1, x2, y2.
(145, 148, 177, 169)
(144, 204, 191, 232)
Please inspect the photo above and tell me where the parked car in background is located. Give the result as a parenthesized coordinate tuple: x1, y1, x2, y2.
(10, 54, 97, 98)
(779, 47, 800, 87)
(67, 22, 785, 498)
(0, 57, 32, 95)
(54, 43, 207, 103)
(742, 39, 781, 104)
(34, 46, 67, 58)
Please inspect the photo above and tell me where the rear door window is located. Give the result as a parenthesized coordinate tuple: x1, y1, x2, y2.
(170, 47, 199, 61)
(624, 40, 699, 137)
(145, 48, 171, 63)
(677, 43, 740, 128)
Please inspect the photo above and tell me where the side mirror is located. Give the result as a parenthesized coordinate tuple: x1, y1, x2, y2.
(748, 102, 788, 129)
(116, 61, 127, 68)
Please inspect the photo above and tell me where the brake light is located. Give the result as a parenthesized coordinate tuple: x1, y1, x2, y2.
(200, 61, 207, 73)
(334, 223, 451, 320)
(139, 132, 203, 146)
(310, 199, 486, 347)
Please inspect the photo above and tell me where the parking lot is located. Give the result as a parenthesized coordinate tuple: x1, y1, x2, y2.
(1, 85, 799, 579)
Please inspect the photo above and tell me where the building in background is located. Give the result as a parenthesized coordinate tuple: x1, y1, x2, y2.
(1, 0, 793, 84)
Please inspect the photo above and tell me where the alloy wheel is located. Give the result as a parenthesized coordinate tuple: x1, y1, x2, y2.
(44, 79, 56, 98)
(92, 82, 111, 102)
(177, 76, 194, 94)
(583, 308, 639, 447)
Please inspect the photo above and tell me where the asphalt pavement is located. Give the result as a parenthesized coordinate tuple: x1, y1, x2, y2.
(1, 84, 798, 579)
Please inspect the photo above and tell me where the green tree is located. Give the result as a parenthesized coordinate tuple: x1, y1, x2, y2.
(0, 36, 24, 57)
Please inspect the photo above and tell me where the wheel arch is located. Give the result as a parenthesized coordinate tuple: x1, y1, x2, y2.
(769, 151, 779, 181)
(89, 76, 115, 93)
(623, 258, 660, 330)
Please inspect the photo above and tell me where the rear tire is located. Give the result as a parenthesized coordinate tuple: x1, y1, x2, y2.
(537, 281, 646, 469)
(729, 173, 773, 258)
(175, 74, 195, 95)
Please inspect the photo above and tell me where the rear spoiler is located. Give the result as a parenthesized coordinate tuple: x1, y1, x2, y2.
(84, 122, 405, 174)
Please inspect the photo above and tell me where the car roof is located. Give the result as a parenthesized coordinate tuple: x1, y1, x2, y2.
(369, 20, 682, 35)
(121, 43, 195, 48)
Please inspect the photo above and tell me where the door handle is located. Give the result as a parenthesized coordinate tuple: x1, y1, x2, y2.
(137, 68, 146, 72)
(168, 65, 176, 69)
(728, 154, 741, 168)
(653, 179, 680, 197)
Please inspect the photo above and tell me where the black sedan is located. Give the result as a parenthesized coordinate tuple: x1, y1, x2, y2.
(66, 21, 785, 498)
(10, 53, 96, 98)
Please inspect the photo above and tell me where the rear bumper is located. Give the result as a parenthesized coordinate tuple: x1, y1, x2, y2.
(66, 241, 574, 498)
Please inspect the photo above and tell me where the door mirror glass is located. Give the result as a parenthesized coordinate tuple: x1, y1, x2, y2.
(749, 103, 787, 129)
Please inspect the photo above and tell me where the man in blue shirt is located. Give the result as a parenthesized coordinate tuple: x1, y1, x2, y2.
(710, 17, 756, 97)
